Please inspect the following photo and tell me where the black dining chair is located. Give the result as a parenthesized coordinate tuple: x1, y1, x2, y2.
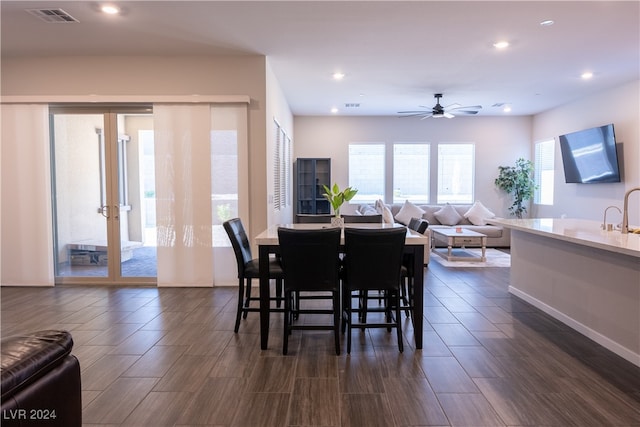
(223, 218, 284, 333)
(277, 227, 342, 355)
(401, 218, 429, 317)
(342, 227, 406, 353)
(342, 214, 383, 224)
(295, 214, 332, 223)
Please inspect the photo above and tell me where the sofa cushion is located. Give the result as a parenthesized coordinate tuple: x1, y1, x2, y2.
(395, 200, 425, 225)
(434, 204, 463, 226)
(464, 201, 496, 226)
(459, 225, 503, 238)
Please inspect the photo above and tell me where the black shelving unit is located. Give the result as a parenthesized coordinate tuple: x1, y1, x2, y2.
(296, 158, 331, 215)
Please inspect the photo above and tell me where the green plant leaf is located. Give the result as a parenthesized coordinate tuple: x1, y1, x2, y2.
(495, 157, 538, 218)
(321, 183, 359, 216)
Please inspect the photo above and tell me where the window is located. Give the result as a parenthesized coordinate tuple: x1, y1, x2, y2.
(273, 119, 291, 210)
(393, 143, 430, 203)
(534, 139, 555, 205)
(348, 144, 385, 203)
(437, 144, 474, 204)
(211, 129, 238, 225)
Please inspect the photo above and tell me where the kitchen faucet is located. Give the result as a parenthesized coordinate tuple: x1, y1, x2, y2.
(602, 205, 621, 230)
(621, 187, 640, 234)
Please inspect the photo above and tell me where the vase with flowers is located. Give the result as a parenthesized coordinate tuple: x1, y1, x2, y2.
(322, 183, 358, 227)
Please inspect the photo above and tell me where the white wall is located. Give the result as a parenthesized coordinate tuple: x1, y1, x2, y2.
(1, 55, 271, 237)
(265, 59, 295, 228)
(293, 115, 532, 217)
(532, 80, 640, 225)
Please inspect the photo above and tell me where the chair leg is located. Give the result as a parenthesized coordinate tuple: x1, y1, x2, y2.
(395, 292, 403, 353)
(276, 279, 283, 308)
(346, 296, 353, 354)
(243, 278, 252, 319)
(293, 291, 300, 320)
(386, 292, 393, 332)
(401, 277, 412, 317)
(333, 291, 341, 355)
(283, 290, 291, 355)
(341, 290, 348, 334)
(359, 291, 367, 328)
(234, 278, 245, 333)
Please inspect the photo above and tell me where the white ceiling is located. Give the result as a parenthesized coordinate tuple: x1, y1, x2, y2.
(2, 1, 638, 116)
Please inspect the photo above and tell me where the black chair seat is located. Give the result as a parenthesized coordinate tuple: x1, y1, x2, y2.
(243, 258, 283, 278)
(224, 218, 284, 333)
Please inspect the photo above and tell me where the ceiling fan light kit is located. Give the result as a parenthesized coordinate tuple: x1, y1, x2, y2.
(399, 93, 482, 119)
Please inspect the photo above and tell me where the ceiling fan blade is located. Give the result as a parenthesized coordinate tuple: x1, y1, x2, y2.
(398, 112, 430, 118)
(453, 110, 480, 115)
(450, 105, 482, 111)
(443, 103, 461, 111)
(419, 113, 434, 120)
(444, 112, 455, 119)
(398, 110, 430, 114)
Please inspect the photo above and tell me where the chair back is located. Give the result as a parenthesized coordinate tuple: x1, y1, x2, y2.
(344, 227, 406, 291)
(223, 218, 253, 278)
(277, 227, 341, 292)
(408, 217, 429, 234)
(343, 214, 383, 224)
(296, 214, 332, 224)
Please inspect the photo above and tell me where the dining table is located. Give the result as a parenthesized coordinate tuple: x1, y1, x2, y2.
(255, 222, 430, 350)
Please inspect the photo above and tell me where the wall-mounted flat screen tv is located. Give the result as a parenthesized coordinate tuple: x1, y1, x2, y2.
(559, 123, 621, 183)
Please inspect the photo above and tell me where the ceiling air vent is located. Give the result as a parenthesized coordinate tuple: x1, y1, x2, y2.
(26, 9, 79, 23)
(344, 103, 361, 108)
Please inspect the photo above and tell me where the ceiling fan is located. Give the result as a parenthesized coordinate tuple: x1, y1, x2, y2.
(398, 93, 482, 119)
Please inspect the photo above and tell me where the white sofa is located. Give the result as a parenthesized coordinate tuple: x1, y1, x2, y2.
(356, 202, 511, 264)
(391, 204, 510, 247)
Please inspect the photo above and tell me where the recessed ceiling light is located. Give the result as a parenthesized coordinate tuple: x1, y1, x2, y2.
(493, 41, 509, 49)
(330, 107, 339, 114)
(332, 72, 345, 81)
(581, 71, 594, 79)
(101, 5, 120, 15)
(503, 105, 512, 113)
(540, 20, 555, 26)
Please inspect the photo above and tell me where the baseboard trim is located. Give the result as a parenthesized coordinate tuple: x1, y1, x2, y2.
(509, 286, 640, 367)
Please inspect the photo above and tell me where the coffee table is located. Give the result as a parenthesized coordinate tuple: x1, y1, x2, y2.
(431, 228, 487, 262)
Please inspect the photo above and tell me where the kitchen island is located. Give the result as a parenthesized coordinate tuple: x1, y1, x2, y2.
(490, 218, 640, 367)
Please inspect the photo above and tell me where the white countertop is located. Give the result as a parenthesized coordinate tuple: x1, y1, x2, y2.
(489, 218, 640, 258)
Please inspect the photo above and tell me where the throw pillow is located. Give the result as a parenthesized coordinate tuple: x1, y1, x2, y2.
(374, 199, 385, 214)
(434, 204, 463, 226)
(394, 200, 425, 225)
(358, 204, 378, 216)
(464, 201, 496, 226)
(381, 204, 395, 224)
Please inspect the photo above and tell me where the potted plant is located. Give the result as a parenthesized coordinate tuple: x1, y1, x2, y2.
(494, 158, 537, 219)
(322, 183, 358, 226)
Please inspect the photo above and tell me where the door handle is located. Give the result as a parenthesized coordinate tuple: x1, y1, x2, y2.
(113, 205, 120, 220)
(99, 205, 109, 218)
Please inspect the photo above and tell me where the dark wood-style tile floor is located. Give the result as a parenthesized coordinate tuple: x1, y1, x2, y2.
(2, 260, 640, 426)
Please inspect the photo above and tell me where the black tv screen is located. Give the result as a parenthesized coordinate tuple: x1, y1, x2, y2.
(559, 123, 621, 183)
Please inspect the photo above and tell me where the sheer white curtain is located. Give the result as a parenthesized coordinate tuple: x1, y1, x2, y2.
(1, 104, 54, 286)
(153, 104, 215, 287)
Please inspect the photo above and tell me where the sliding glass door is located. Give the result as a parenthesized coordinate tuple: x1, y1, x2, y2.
(51, 106, 156, 284)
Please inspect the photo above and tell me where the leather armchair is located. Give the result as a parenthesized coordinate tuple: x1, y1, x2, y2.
(1, 330, 81, 427)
